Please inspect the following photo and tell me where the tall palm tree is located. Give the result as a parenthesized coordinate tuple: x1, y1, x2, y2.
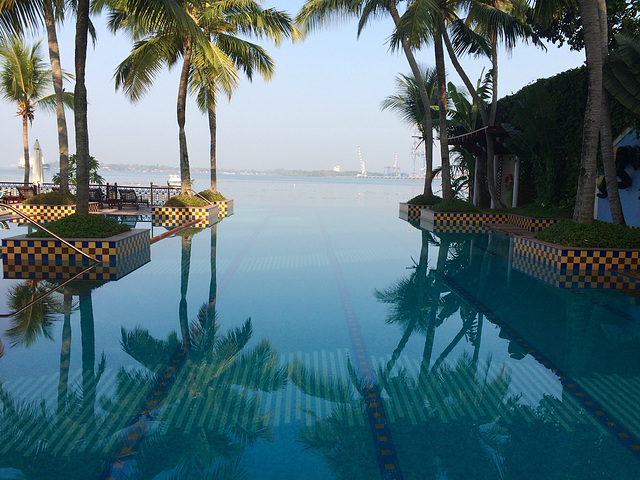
(297, 0, 440, 200)
(110, 0, 295, 195)
(0, 0, 72, 193)
(381, 67, 440, 197)
(0, 37, 73, 186)
(397, 0, 542, 208)
(191, 1, 298, 194)
(531, 0, 623, 224)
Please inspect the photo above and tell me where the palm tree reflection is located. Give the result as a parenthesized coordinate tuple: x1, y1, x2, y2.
(5, 280, 64, 348)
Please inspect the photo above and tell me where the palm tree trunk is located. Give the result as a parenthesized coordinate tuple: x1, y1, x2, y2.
(74, 0, 90, 214)
(208, 99, 217, 193)
(422, 129, 433, 197)
(388, 3, 434, 197)
(22, 114, 30, 185)
(486, 40, 505, 209)
(597, 0, 624, 225)
(57, 291, 72, 416)
(80, 290, 96, 423)
(178, 41, 192, 196)
(180, 235, 192, 342)
(44, 0, 70, 194)
(434, 25, 451, 200)
(574, 0, 602, 223)
(209, 224, 217, 307)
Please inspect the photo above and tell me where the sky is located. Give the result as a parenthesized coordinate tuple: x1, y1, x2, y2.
(0, 0, 586, 174)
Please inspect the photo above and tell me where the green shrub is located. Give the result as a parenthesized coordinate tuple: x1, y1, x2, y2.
(506, 203, 573, 219)
(407, 194, 442, 205)
(536, 220, 640, 249)
(431, 198, 481, 213)
(24, 191, 76, 205)
(27, 214, 130, 238)
(164, 194, 209, 208)
(198, 190, 227, 202)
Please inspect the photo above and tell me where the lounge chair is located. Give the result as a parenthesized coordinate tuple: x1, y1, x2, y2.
(106, 183, 122, 209)
(88, 187, 104, 208)
(119, 189, 139, 210)
(16, 186, 37, 202)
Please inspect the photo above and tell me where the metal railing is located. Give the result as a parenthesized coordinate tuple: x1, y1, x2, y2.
(0, 181, 182, 207)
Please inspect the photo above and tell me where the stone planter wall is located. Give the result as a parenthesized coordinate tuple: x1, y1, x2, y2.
(1, 229, 150, 265)
(513, 237, 640, 273)
(399, 203, 432, 222)
(213, 199, 234, 218)
(152, 205, 219, 228)
(11, 204, 76, 223)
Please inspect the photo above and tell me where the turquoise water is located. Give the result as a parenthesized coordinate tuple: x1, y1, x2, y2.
(1, 176, 640, 479)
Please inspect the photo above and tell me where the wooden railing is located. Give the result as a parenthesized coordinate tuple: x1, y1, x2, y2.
(0, 181, 181, 207)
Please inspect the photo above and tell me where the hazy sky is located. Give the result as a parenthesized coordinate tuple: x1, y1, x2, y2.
(0, 0, 586, 174)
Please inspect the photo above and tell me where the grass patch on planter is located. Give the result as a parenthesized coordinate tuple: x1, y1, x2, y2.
(164, 194, 210, 207)
(24, 191, 76, 205)
(536, 220, 640, 249)
(505, 203, 573, 219)
(431, 198, 481, 213)
(407, 194, 442, 205)
(27, 213, 130, 238)
(198, 190, 227, 202)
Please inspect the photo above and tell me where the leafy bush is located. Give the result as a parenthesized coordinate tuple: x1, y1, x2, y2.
(24, 191, 76, 205)
(164, 194, 209, 208)
(431, 199, 481, 213)
(506, 203, 573, 219)
(198, 190, 227, 202)
(27, 214, 130, 238)
(536, 220, 640, 248)
(407, 194, 442, 205)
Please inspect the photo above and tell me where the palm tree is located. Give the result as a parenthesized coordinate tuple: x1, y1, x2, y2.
(397, 0, 542, 208)
(192, 1, 298, 194)
(110, 0, 295, 195)
(381, 67, 440, 197)
(530, 0, 623, 224)
(0, 37, 73, 186)
(0, 0, 72, 193)
(297, 0, 439, 200)
(5, 279, 64, 348)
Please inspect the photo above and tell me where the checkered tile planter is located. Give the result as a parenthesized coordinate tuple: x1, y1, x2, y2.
(507, 214, 561, 233)
(2, 229, 150, 277)
(513, 256, 638, 291)
(418, 219, 487, 234)
(213, 199, 233, 218)
(399, 203, 432, 222)
(152, 205, 219, 228)
(3, 247, 150, 282)
(420, 210, 508, 227)
(11, 204, 77, 223)
(514, 237, 640, 273)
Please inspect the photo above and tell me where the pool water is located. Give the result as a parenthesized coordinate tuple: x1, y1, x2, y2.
(1, 176, 639, 480)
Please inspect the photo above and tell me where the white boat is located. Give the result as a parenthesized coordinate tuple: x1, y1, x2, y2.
(168, 174, 180, 186)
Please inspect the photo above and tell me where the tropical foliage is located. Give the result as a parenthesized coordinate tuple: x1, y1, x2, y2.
(0, 36, 73, 186)
(52, 153, 105, 185)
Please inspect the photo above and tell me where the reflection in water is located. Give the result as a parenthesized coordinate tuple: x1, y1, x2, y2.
(5, 280, 64, 347)
(294, 229, 640, 479)
(101, 223, 289, 478)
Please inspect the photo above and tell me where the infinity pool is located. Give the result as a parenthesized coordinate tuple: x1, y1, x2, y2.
(1, 176, 639, 479)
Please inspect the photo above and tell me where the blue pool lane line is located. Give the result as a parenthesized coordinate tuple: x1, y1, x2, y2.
(321, 226, 404, 480)
(434, 269, 640, 459)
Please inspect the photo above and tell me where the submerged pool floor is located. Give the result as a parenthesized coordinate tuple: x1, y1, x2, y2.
(1, 178, 640, 479)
